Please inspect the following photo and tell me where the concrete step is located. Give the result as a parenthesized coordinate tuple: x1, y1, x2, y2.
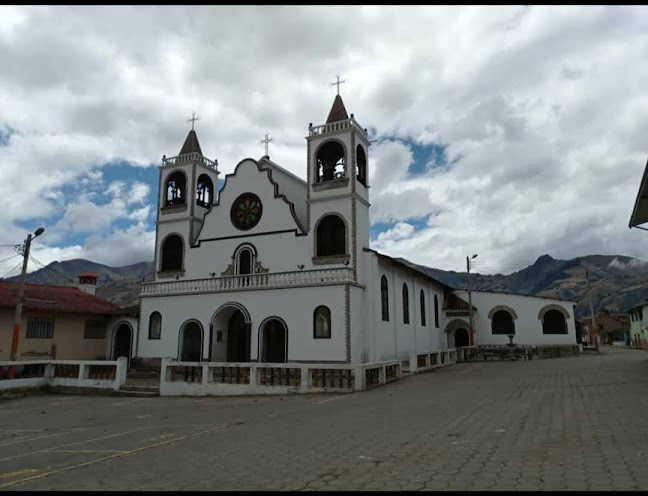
(127, 369, 160, 379)
(121, 384, 160, 393)
(113, 389, 159, 397)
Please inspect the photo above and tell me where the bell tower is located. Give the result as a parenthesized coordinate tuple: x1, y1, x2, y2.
(153, 118, 219, 280)
(306, 87, 370, 280)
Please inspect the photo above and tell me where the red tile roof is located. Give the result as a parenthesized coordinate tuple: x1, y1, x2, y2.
(0, 281, 120, 315)
(78, 271, 99, 278)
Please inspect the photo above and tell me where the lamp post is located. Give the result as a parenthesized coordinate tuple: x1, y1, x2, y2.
(467, 254, 478, 346)
(8, 227, 45, 379)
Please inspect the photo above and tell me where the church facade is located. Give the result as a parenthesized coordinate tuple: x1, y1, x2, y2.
(136, 94, 578, 367)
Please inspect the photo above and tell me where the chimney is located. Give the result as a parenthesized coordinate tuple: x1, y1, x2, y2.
(78, 272, 98, 296)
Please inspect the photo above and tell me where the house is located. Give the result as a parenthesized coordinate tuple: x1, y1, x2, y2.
(580, 310, 630, 346)
(627, 304, 647, 348)
(0, 273, 138, 361)
(136, 91, 578, 368)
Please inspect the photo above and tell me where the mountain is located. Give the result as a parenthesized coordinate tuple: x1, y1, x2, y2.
(6, 259, 155, 308)
(399, 254, 648, 320)
(4, 254, 648, 320)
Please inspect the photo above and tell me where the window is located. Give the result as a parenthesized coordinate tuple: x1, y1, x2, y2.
(542, 310, 568, 334)
(420, 290, 426, 326)
(316, 215, 346, 257)
(356, 145, 367, 186)
(402, 283, 410, 325)
(161, 234, 183, 272)
(491, 310, 515, 335)
(434, 295, 439, 328)
(84, 320, 106, 339)
(165, 171, 186, 207)
(26, 318, 54, 339)
(381, 275, 389, 322)
(314, 306, 331, 339)
(316, 141, 346, 182)
(196, 174, 214, 207)
(235, 246, 254, 275)
(149, 312, 162, 339)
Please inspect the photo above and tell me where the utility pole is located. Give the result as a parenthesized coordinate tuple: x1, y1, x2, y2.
(467, 254, 478, 346)
(9, 227, 45, 379)
(585, 268, 599, 352)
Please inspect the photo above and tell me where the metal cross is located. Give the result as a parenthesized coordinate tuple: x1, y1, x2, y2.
(330, 73, 347, 95)
(187, 111, 200, 131)
(259, 132, 275, 157)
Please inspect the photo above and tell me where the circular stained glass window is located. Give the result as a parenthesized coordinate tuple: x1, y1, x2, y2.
(230, 192, 263, 231)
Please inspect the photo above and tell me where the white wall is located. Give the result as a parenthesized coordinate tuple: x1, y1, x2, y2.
(259, 159, 308, 230)
(453, 290, 577, 346)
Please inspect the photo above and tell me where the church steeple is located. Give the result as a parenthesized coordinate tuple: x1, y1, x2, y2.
(179, 129, 203, 156)
(326, 94, 349, 124)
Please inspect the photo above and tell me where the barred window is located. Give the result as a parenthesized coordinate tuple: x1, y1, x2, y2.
(26, 318, 54, 339)
(84, 320, 106, 339)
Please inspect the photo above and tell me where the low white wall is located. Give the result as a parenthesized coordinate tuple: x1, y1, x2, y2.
(159, 358, 402, 396)
(0, 357, 128, 392)
(408, 348, 458, 373)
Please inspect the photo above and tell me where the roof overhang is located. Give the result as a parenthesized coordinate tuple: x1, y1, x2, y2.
(629, 159, 648, 229)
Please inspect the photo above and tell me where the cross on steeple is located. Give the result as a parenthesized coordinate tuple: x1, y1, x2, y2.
(330, 73, 347, 95)
(260, 132, 275, 157)
(187, 111, 200, 131)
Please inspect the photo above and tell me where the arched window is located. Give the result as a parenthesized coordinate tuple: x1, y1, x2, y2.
(196, 174, 213, 208)
(165, 171, 186, 207)
(381, 275, 389, 322)
(492, 310, 515, 335)
(402, 283, 410, 324)
(543, 309, 567, 334)
(356, 145, 367, 186)
(316, 215, 346, 257)
(314, 306, 331, 339)
(316, 141, 346, 182)
(434, 295, 439, 328)
(235, 246, 254, 275)
(420, 290, 426, 326)
(161, 234, 183, 271)
(149, 311, 162, 340)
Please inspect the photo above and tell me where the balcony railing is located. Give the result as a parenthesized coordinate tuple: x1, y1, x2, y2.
(162, 152, 218, 170)
(142, 267, 355, 297)
(309, 117, 367, 138)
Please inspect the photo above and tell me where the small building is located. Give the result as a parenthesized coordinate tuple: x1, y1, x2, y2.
(579, 310, 630, 346)
(0, 273, 138, 361)
(627, 304, 647, 348)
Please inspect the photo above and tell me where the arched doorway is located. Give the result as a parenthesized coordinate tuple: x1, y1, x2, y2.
(210, 304, 252, 363)
(112, 323, 132, 361)
(179, 321, 202, 362)
(259, 318, 287, 363)
(454, 328, 470, 348)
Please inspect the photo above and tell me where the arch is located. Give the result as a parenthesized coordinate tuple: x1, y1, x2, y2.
(315, 139, 346, 182)
(542, 309, 568, 334)
(487, 305, 519, 320)
(356, 144, 367, 186)
(160, 234, 184, 272)
(165, 170, 187, 207)
(491, 309, 516, 335)
(381, 275, 389, 322)
(445, 318, 471, 347)
(258, 316, 288, 363)
(178, 319, 203, 362)
(234, 243, 256, 275)
(313, 306, 331, 339)
(315, 214, 347, 257)
(420, 290, 426, 326)
(454, 328, 470, 348)
(210, 304, 251, 362)
(538, 304, 570, 322)
(196, 173, 214, 208)
(148, 311, 161, 339)
(111, 321, 133, 361)
(402, 283, 410, 325)
(434, 295, 440, 328)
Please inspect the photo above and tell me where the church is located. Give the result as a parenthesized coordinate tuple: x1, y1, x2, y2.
(134, 91, 578, 369)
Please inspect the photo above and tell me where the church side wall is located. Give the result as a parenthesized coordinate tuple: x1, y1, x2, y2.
(138, 285, 347, 362)
(453, 290, 577, 346)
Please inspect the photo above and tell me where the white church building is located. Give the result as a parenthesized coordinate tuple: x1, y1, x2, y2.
(134, 93, 578, 368)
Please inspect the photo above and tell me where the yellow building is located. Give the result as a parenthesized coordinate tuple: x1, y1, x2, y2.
(0, 273, 138, 362)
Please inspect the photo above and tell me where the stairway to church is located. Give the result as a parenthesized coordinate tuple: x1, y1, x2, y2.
(115, 363, 161, 396)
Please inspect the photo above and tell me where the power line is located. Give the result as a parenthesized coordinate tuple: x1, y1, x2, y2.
(1, 260, 24, 279)
(0, 253, 20, 266)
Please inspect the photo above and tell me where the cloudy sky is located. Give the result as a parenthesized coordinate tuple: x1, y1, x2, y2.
(1, 5, 647, 277)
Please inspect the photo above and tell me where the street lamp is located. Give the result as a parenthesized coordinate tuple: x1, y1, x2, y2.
(467, 254, 478, 346)
(8, 227, 45, 379)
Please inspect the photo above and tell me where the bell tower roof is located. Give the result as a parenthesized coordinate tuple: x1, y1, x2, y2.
(326, 94, 349, 124)
(179, 129, 203, 156)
